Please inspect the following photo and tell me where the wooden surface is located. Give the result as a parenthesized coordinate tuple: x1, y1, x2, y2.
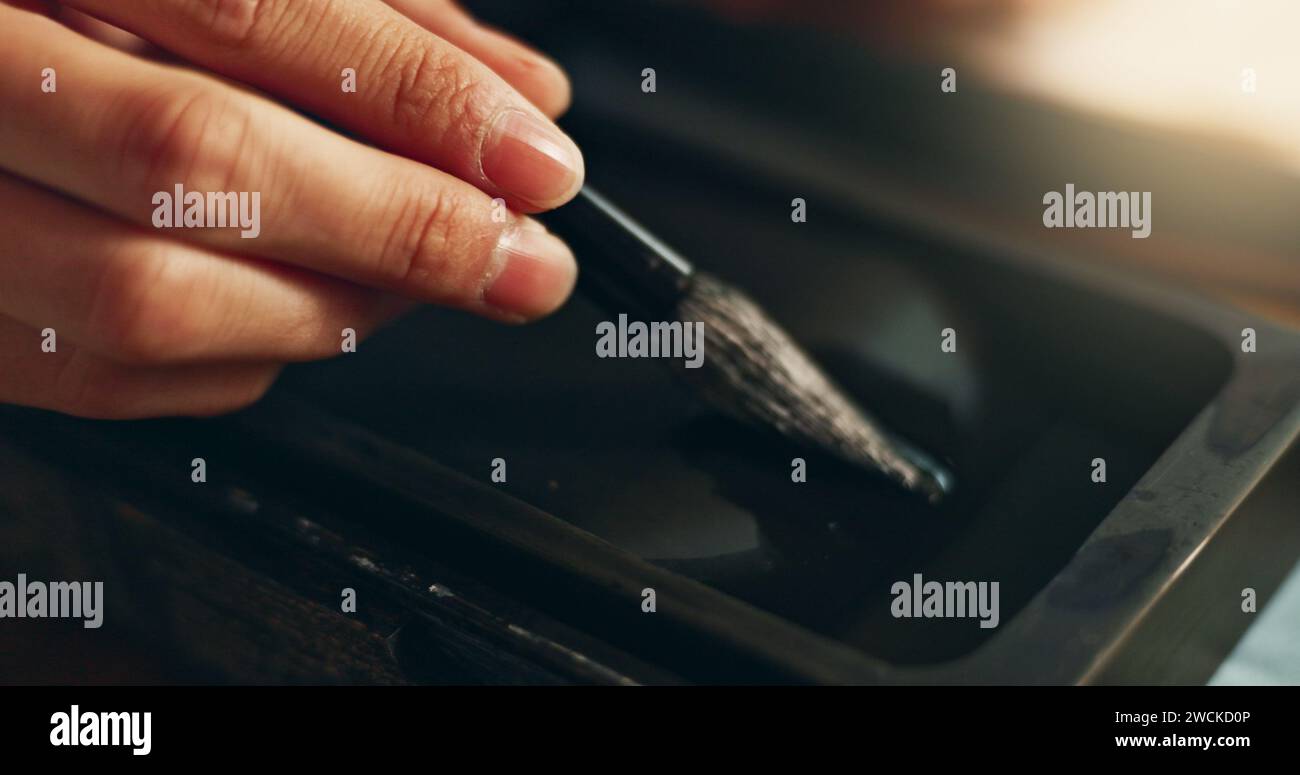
(0, 413, 665, 685)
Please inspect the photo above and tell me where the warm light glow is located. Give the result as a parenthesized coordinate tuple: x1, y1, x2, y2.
(970, 0, 1300, 171)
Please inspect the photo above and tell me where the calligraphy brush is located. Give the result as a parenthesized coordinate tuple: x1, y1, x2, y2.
(543, 186, 954, 504)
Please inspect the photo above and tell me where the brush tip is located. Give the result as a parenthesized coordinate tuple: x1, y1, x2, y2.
(676, 272, 956, 505)
(896, 443, 956, 505)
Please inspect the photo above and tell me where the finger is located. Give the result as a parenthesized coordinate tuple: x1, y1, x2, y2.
(0, 8, 577, 321)
(4, 1, 57, 17)
(384, 0, 571, 117)
(57, 6, 155, 57)
(61, 0, 584, 211)
(0, 172, 406, 365)
(0, 315, 282, 419)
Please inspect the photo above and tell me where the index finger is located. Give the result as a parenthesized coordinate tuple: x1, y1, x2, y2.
(62, 0, 585, 212)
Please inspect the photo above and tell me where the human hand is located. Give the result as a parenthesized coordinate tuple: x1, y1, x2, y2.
(0, 0, 583, 418)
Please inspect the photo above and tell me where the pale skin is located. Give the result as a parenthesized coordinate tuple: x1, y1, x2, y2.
(0, 0, 583, 418)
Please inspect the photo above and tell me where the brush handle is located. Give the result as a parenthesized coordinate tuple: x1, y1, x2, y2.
(541, 187, 695, 317)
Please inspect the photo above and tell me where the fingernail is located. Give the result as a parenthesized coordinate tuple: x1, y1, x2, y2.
(480, 109, 584, 209)
(484, 225, 577, 319)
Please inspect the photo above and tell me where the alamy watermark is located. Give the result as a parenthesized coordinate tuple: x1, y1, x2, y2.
(596, 315, 704, 369)
(152, 183, 261, 238)
(891, 573, 999, 629)
(50, 706, 150, 756)
(1043, 183, 1151, 239)
(0, 573, 103, 629)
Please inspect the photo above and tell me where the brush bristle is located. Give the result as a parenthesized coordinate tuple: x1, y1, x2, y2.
(674, 273, 952, 503)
